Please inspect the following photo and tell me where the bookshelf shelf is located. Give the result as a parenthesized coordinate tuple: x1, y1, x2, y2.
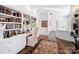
(0, 13, 21, 19)
(0, 5, 23, 38)
(0, 28, 21, 31)
(0, 5, 37, 39)
(0, 22, 21, 24)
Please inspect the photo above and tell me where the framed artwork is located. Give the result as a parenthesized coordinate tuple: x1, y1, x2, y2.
(41, 20, 48, 27)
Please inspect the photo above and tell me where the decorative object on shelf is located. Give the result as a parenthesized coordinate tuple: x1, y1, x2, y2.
(6, 18, 11, 22)
(0, 5, 11, 15)
(23, 20, 30, 25)
(74, 13, 78, 17)
(6, 24, 12, 29)
(23, 14, 30, 20)
(0, 18, 6, 22)
(30, 17, 36, 27)
(3, 31, 10, 38)
(15, 24, 21, 28)
(13, 13, 21, 17)
(16, 29, 21, 34)
(26, 21, 30, 25)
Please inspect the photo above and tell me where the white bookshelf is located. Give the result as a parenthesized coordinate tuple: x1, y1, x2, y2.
(0, 28, 22, 31)
(0, 5, 23, 39)
(0, 5, 38, 54)
(0, 22, 21, 24)
(0, 13, 21, 19)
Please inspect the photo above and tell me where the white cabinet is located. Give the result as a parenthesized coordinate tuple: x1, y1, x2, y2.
(0, 34, 26, 54)
(26, 28, 38, 47)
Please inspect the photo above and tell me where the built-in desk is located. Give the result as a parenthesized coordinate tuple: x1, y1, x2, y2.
(26, 31, 38, 47)
(0, 33, 27, 54)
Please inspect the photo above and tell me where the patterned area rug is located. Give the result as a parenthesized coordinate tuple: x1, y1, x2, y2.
(56, 37, 75, 54)
(18, 33, 75, 54)
(32, 39, 58, 54)
(32, 39, 75, 54)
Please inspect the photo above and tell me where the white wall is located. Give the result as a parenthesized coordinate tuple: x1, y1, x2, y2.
(48, 10, 71, 31)
(48, 9, 74, 42)
(37, 6, 71, 35)
(48, 10, 58, 31)
(55, 30, 74, 42)
(38, 12, 49, 35)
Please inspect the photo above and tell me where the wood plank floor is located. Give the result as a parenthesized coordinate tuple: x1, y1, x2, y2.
(17, 35, 48, 54)
(17, 46, 34, 54)
(17, 33, 76, 54)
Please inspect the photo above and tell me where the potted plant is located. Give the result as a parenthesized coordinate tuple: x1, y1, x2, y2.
(70, 31, 79, 50)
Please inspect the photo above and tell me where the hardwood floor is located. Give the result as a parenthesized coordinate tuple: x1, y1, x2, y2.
(17, 46, 34, 54)
(17, 35, 48, 54)
(38, 35, 48, 40)
(56, 37, 75, 53)
(17, 33, 76, 54)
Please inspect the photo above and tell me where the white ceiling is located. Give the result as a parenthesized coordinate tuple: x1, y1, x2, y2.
(30, 5, 70, 17)
(31, 5, 70, 9)
(31, 5, 70, 13)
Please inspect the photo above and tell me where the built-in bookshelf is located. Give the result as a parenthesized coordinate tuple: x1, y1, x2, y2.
(22, 13, 38, 45)
(30, 16, 36, 27)
(71, 9, 79, 36)
(0, 5, 22, 38)
(23, 14, 31, 33)
(0, 5, 37, 39)
(22, 13, 37, 33)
